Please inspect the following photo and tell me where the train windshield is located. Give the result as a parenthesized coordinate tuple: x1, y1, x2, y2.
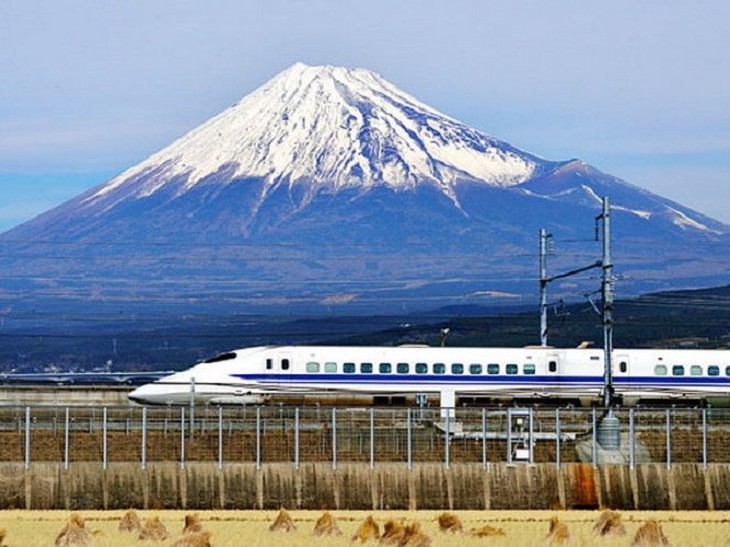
(203, 352, 237, 364)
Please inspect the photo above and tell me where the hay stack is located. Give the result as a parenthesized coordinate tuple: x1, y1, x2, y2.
(544, 516, 570, 545)
(352, 516, 380, 543)
(379, 519, 405, 544)
(170, 530, 212, 547)
(55, 513, 92, 547)
(632, 519, 670, 547)
(437, 512, 462, 533)
(138, 515, 169, 542)
(118, 509, 142, 533)
(470, 524, 506, 537)
(269, 508, 296, 532)
(593, 510, 626, 537)
(313, 511, 341, 537)
(401, 522, 431, 547)
(183, 513, 203, 535)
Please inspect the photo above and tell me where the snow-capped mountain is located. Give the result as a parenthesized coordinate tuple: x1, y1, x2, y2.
(1, 63, 727, 313)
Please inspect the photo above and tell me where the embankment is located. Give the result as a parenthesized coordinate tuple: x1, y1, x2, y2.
(1, 462, 729, 511)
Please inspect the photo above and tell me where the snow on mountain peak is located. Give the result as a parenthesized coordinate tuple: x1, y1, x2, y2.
(87, 62, 551, 205)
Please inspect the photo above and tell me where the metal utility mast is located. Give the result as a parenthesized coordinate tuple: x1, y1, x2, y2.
(596, 196, 614, 410)
(539, 229, 552, 347)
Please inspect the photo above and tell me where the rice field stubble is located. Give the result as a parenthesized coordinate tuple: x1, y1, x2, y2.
(0, 510, 728, 546)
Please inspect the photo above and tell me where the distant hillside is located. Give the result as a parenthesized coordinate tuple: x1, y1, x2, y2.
(0, 285, 728, 374)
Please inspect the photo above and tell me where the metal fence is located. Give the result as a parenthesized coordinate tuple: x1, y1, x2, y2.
(0, 405, 728, 468)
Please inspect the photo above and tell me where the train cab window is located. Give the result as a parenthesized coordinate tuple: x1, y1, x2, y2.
(708, 366, 719, 377)
(487, 364, 500, 375)
(306, 362, 320, 373)
(469, 364, 482, 375)
(691, 365, 703, 376)
(433, 363, 446, 375)
(343, 362, 356, 374)
(523, 364, 536, 375)
(379, 363, 392, 374)
(654, 365, 667, 376)
(548, 360, 557, 373)
(619, 361, 627, 373)
(451, 363, 464, 375)
(266, 358, 273, 370)
(361, 362, 373, 373)
(415, 363, 428, 374)
(324, 362, 337, 373)
(205, 352, 237, 363)
(281, 359, 290, 371)
(672, 365, 685, 376)
(397, 363, 409, 374)
(506, 364, 518, 375)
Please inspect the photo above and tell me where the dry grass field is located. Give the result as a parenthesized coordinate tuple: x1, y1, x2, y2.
(0, 509, 728, 546)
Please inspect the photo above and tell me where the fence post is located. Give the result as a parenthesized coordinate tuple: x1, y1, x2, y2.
(528, 408, 534, 464)
(629, 408, 635, 469)
(141, 406, 147, 469)
(482, 407, 487, 469)
(256, 406, 261, 469)
(444, 407, 450, 469)
(189, 377, 195, 439)
(592, 408, 597, 467)
(666, 408, 671, 469)
(218, 406, 223, 469)
(702, 408, 708, 468)
(64, 407, 70, 470)
(555, 407, 561, 470)
(406, 408, 412, 471)
(102, 407, 108, 471)
(180, 407, 186, 469)
(507, 409, 513, 464)
(331, 407, 337, 470)
(369, 408, 375, 470)
(24, 406, 31, 470)
(294, 407, 300, 470)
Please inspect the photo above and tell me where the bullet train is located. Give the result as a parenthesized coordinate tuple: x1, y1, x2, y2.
(128, 344, 730, 407)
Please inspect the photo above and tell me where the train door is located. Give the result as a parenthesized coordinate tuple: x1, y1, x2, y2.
(274, 351, 293, 385)
(614, 353, 630, 394)
(546, 352, 560, 397)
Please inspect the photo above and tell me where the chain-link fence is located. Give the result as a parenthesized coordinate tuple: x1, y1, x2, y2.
(1, 405, 729, 468)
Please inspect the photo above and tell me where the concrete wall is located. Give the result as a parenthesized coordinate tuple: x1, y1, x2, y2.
(1, 462, 729, 511)
(0, 386, 131, 406)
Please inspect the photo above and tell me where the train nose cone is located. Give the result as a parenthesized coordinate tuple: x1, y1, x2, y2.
(128, 383, 167, 405)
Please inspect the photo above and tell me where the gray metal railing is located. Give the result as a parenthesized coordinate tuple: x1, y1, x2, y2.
(1, 405, 728, 468)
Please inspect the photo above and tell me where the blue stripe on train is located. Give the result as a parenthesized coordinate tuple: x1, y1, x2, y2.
(230, 373, 730, 386)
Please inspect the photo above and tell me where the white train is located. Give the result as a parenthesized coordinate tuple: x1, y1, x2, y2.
(128, 344, 730, 408)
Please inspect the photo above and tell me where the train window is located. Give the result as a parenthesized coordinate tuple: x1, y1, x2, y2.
(506, 364, 518, 375)
(469, 364, 482, 375)
(397, 363, 409, 374)
(379, 363, 392, 373)
(726, 366, 730, 376)
(266, 358, 273, 370)
(691, 365, 702, 376)
(654, 365, 667, 375)
(306, 362, 320, 373)
(433, 363, 446, 375)
(619, 361, 627, 373)
(361, 363, 373, 373)
(523, 364, 536, 375)
(487, 364, 500, 374)
(672, 365, 685, 376)
(416, 363, 428, 374)
(324, 362, 337, 373)
(281, 359, 290, 371)
(708, 366, 719, 376)
(205, 352, 237, 363)
(343, 362, 356, 373)
(452, 363, 464, 375)
(548, 361, 557, 373)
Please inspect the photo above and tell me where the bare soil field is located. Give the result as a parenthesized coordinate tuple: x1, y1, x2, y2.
(0, 509, 728, 546)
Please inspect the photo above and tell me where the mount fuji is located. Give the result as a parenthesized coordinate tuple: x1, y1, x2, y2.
(1, 63, 728, 314)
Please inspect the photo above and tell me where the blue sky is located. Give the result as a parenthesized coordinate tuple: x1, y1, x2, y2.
(1, 0, 728, 232)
